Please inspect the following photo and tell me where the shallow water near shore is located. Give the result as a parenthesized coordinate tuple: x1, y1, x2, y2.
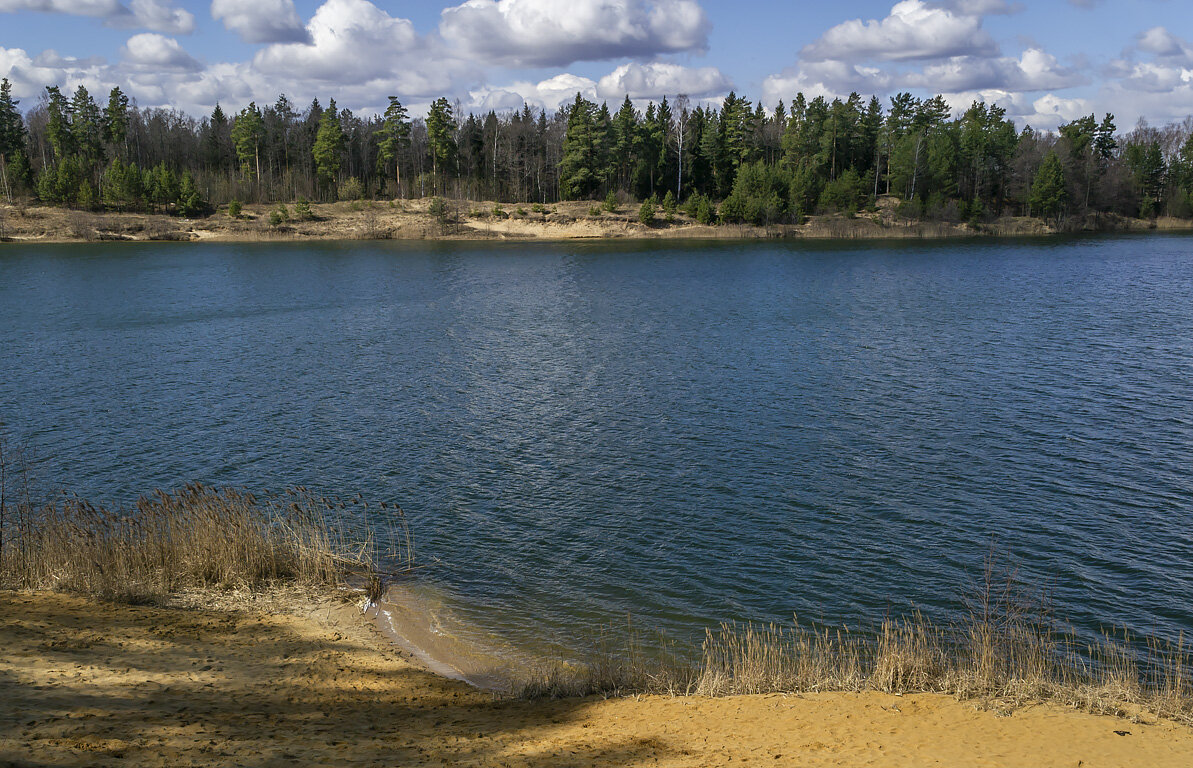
(3, 235, 1193, 671)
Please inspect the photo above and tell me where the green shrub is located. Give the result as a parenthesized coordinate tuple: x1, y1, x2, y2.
(339, 176, 365, 201)
(294, 198, 313, 221)
(227, 200, 242, 219)
(603, 189, 618, 213)
(818, 169, 863, 214)
(638, 199, 656, 225)
(269, 204, 290, 227)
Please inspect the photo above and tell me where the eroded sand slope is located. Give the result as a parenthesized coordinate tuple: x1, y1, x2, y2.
(2, 591, 1191, 767)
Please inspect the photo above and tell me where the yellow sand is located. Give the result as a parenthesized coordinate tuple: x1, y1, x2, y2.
(2, 590, 1191, 767)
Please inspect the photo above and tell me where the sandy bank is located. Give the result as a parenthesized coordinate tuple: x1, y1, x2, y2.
(3, 590, 1191, 767)
(3, 199, 1189, 245)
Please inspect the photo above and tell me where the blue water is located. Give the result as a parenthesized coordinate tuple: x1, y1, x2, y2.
(2, 236, 1192, 658)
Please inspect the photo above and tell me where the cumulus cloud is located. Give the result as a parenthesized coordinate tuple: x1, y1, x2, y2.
(252, 0, 447, 94)
(801, 0, 998, 63)
(0, 0, 194, 33)
(469, 73, 598, 112)
(595, 61, 730, 101)
(120, 32, 200, 71)
(905, 48, 1085, 92)
(439, 0, 710, 67)
(1137, 27, 1193, 66)
(211, 0, 309, 44)
(761, 61, 893, 106)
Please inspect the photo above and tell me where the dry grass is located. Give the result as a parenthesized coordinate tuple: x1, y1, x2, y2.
(520, 555, 1193, 726)
(0, 480, 413, 605)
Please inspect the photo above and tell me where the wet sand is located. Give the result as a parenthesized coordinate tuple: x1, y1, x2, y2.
(3, 590, 1192, 767)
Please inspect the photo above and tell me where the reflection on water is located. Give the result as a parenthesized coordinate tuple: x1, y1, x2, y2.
(2, 236, 1193, 663)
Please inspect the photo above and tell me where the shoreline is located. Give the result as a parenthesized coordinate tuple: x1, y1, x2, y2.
(4, 198, 1191, 245)
(4, 588, 1193, 767)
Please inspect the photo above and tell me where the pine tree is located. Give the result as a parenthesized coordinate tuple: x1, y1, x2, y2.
(312, 98, 344, 199)
(426, 97, 457, 187)
(377, 96, 410, 195)
(232, 102, 264, 180)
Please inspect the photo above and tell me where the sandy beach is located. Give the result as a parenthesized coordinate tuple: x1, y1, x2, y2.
(3, 590, 1191, 768)
(5, 198, 1189, 245)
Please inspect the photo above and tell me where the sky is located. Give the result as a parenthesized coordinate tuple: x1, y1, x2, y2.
(0, 0, 1191, 130)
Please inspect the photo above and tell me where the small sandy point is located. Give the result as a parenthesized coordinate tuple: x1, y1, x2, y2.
(2, 590, 1191, 767)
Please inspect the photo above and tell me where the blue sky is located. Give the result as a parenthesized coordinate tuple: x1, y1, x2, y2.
(1, 1, 1190, 130)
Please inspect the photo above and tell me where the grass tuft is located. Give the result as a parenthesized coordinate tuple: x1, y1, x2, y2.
(0, 481, 412, 604)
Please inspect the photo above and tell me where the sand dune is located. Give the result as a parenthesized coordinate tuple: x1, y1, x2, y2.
(2, 590, 1191, 767)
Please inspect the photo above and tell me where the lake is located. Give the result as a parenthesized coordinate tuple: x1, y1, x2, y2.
(2, 235, 1192, 669)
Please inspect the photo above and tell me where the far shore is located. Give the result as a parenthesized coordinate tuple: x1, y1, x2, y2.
(3, 197, 1191, 245)
(4, 588, 1193, 767)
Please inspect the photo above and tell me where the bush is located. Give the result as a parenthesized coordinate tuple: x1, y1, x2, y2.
(588, 205, 602, 217)
(492, 203, 508, 219)
(603, 189, 619, 213)
(531, 202, 545, 214)
(662, 190, 676, 215)
(177, 173, 205, 217)
(339, 177, 365, 201)
(294, 198, 313, 221)
(684, 193, 715, 225)
(227, 200, 242, 219)
(819, 169, 863, 214)
(269, 204, 290, 227)
(720, 161, 790, 225)
(638, 199, 656, 225)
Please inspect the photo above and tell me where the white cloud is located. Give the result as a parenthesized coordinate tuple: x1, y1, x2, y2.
(0, 0, 121, 15)
(1023, 93, 1091, 126)
(120, 0, 192, 33)
(120, 32, 200, 71)
(211, 0, 309, 44)
(470, 73, 597, 112)
(801, 0, 998, 63)
(1137, 27, 1193, 66)
(439, 0, 710, 67)
(0, 0, 194, 33)
(905, 48, 1084, 92)
(252, 0, 446, 94)
(932, 0, 1019, 13)
(595, 61, 730, 101)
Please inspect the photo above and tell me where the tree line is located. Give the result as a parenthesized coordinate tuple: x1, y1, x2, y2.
(1, 77, 1192, 225)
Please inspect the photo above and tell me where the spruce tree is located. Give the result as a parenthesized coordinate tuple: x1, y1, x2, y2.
(559, 93, 598, 200)
(103, 86, 129, 160)
(1030, 152, 1067, 224)
(0, 78, 25, 201)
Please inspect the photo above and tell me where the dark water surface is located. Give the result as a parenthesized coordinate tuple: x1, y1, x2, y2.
(3, 236, 1192, 660)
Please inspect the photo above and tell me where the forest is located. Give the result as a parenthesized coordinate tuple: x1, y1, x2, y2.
(1, 76, 1192, 227)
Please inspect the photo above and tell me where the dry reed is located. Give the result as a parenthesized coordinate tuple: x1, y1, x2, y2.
(519, 554, 1193, 726)
(0, 481, 413, 604)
